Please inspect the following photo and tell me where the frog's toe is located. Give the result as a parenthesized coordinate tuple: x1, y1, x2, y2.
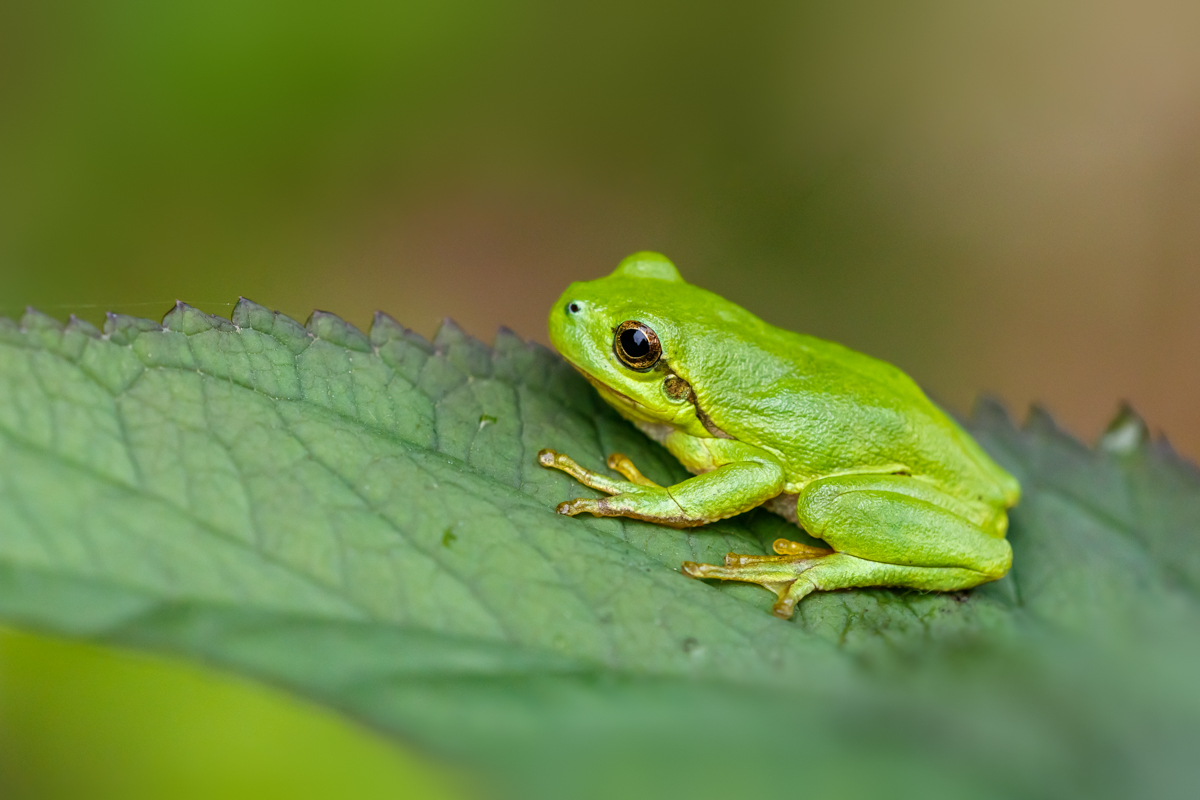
(680, 559, 791, 591)
(538, 449, 631, 495)
(681, 551, 830, 612)
(772, 576, 819, 618)
(605, 453, 661, 488)
(772, 538, 833, 557)
(556, 497, 600, 516)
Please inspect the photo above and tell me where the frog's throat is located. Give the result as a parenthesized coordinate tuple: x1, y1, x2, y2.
(565, 361, 735, 440)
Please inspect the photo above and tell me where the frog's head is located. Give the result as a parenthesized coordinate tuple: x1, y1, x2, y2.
(547, 251, 708, 427)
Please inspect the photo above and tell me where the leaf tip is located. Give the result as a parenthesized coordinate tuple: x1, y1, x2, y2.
(1099, 402, 1149, 456)
(163, 301, 234, 335)
(1023, 404, 1061, 436)
(232, 300, 311, 353)
(369, 310, 403, 340)
(434, 318, 492, 376)
(434, 318, 487, 349)
(231, 297, 261, 327)
(103, 311, 163, 344)
(66, 315, 102, 339)
(20, 307, 63, 333)
(435, 316, 465, 340)
(969, 395, 1016, 431)
(307, 310, 370, 352)
(493, 325, 533, 352)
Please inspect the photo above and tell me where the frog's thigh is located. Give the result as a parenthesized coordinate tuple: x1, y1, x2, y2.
(771, 553, 991, 617)
(795, 474, 1012, 577)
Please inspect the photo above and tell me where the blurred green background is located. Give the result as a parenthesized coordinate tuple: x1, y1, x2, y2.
(2, 0, 1199, 795)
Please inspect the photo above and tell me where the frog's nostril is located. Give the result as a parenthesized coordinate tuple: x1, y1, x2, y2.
(567, 301, 582, 314)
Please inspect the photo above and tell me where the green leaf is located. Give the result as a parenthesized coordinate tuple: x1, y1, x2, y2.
(1, 302, 1199, 799)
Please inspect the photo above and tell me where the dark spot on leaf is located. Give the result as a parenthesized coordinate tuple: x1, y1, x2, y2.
(442, 528, 457, 547)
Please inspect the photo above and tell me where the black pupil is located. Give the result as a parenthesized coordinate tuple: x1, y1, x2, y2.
(621, 328, 650, 358)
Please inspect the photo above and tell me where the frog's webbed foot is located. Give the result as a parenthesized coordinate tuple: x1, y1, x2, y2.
(537, 448, 663, 518)
(681, 538, 834, 619)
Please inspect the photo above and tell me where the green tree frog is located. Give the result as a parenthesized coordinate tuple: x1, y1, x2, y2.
(538, 252, 1018, 619)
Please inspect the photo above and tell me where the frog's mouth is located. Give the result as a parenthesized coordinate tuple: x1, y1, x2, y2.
(565, 362, 643, 410)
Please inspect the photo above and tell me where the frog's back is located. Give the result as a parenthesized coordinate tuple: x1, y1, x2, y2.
(682, 312, 1018, 510)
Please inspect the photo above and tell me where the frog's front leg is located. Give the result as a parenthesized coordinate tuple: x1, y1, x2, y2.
(537, 447, 785, 528)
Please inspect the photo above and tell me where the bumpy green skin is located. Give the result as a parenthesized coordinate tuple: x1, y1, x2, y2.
(538, 252, 1019, 618)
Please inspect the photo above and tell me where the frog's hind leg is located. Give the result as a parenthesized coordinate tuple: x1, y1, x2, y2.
(770, 555, 993, 618)
(769, 474, 1013, 618)
(683, 550, 984, 619)
(681, 540, 832, 601)
(684, 475, 1012, 619)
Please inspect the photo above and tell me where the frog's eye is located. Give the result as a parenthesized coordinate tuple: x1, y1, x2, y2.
(613, 320, 661, 370)
(566, 301, 582, 315)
